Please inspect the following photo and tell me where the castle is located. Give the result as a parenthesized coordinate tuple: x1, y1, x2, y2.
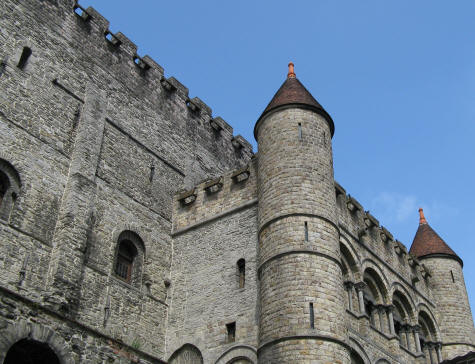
(0, 0, 474, 363)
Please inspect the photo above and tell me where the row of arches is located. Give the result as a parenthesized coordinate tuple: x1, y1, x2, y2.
(340, 240, 443, 362)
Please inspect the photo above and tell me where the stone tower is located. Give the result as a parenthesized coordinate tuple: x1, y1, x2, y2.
(410, 208, 475, 360)
(255, 63, 348, 362)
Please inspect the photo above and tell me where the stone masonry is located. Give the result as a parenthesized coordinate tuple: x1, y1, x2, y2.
(0, 1, 474, 363)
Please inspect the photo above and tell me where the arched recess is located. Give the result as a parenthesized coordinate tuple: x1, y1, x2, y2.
(341, 241, 361, 312)
(363, 267, 389, 305)
(4, 339, 60, 364)
(215, 345, 257, 364)
(389, 282, 416, 318)
(113, 230, 145, 288)
(169, 344, 204, 364)
(340, 241, 361, 281)
(0, 320, 74, 364)
(0, 158, 21, 221)
(418, 308, 440, 352)
(375, 359, 391, 364)
(392, 290, 415, 324)
(348, 337, 371, 364)
(417, 304, 440, 341)
(361, 260, 390, 301)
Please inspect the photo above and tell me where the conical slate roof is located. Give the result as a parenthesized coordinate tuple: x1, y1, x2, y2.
(254, 63, 334, 139)
(409, 208, 462, 264)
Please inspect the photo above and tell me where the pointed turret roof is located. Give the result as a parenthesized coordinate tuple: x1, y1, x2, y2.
(409, 208, 462, 265)
(254, 63, 334, 139)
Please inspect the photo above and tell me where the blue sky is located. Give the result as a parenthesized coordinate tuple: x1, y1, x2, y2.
(81, 1, 475, 317)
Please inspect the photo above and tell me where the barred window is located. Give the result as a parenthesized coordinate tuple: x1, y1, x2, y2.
(115, 239, 137, 283)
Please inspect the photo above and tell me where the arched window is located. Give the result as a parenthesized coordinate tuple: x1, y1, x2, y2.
(237, 259, 245, 289)
(114, 231, 144, 287)
(0, 159, 21, 221)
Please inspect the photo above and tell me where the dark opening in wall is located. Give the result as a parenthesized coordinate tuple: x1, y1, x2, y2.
(115, 239, 137, 283)
(304, 221, 309, 242)
(149, 163, 155, 182)
(309, 302, 314, 329)
(298, 123, 302, 141)
(237, 259, 245, 289)
(4, 339, 60, 364)
(450, 270, 455, 283)
(0, 172, 7, 207)
(226, 322, 236, 342)
(17, 47, 32, 70)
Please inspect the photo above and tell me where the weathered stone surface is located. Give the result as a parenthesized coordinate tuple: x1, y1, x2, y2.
(0, 0, 474, 363)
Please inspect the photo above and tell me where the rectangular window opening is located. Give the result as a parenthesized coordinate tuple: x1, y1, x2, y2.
(450, 270, 455, 283)
(105, 31, 113, 42)
(17, 47, 32, 70)
(226, 322, 236, 342)
(149, 164, 155, 182)
(304, 221, 309, 242)
(298, 123, 302, 141)
(238, 259, 245, 289)
(309, 303, 314, 329)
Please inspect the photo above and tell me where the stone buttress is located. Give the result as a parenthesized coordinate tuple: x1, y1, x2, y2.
(255, 63, 349, 363)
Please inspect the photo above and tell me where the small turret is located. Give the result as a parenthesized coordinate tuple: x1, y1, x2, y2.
(255, 63, 348, 362)
(410, 208, 475, 360)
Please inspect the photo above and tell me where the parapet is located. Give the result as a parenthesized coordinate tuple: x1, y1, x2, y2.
(172, 159, 257, 234)
(334, 180, 426, 284)
(68, 0, 254, 158)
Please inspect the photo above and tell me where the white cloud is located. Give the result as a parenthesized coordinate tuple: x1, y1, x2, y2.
(370, 192, 459, 226)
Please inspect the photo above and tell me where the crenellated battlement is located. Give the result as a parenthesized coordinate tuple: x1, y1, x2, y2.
(67, 0, 254, 156)
(172, 158, 257, 234)
(334, 181, 430, 282)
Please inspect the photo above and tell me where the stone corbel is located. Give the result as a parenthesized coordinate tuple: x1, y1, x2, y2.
(210, 117, 223, 131)
(204, 177, 223, 194)
(231, 166, 250, 183)
(408, 253, 420, 268)
(379, 226, 393, 243)
(347, 195, 363, 213)
(160, 77, 176, 92)
(364, 211, 379, 228)
(393, 240, 407, 256)
(186, 98, 201, 113)
(419, 264, 431, 279)
(334, 181, 346, 197)
(177, 188, 197, 205)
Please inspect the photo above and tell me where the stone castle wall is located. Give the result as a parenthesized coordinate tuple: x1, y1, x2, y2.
(0, 0, 252, 361)
(1, 0, 474, 363)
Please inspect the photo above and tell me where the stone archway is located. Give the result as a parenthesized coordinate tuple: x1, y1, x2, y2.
(4, 339, 60, 364)
(0, 320, 74, 364)
(169, 344, 204, 364)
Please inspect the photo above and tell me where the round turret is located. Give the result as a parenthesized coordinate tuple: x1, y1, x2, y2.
(256, 63, 348, 363)
(410, 208, 475, 360)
